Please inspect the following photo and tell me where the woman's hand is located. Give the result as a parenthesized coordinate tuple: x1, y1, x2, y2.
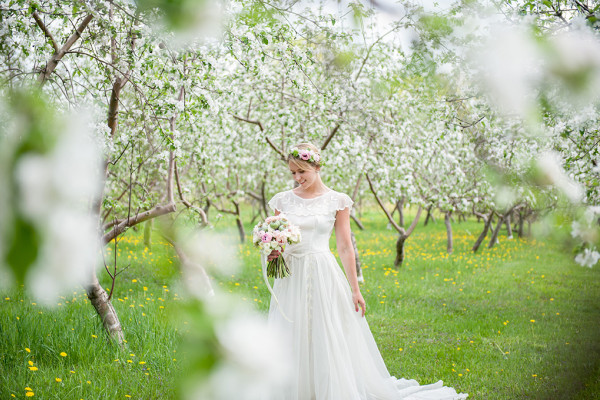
(352, 290, 366, 317)
(267, 249, 281, 262)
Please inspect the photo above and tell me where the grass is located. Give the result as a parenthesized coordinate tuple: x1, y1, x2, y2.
(1, 209, 599, 399)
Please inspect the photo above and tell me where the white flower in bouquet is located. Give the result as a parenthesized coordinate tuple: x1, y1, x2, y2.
(252, 214, 300, 278)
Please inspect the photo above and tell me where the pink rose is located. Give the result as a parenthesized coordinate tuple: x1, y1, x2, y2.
(261, 232, 273, 243)
(300, 151, 310, 160)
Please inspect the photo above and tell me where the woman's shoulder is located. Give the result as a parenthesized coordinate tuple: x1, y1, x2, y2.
(270, 190, 293, 201)
(267, 190, 293, 212)
(322, 189, 353, 211)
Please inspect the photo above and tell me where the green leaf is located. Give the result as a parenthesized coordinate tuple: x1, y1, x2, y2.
(6, 216, 40, 284)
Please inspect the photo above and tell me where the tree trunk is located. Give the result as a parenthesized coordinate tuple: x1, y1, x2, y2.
(260, 176, 268, 217)
(505, 213, 513, 239)
(398, 197, 405, 227)
(517, 211, 525, 238)
(488, 214, 504, 248)
(445, 212, 453, 254)
(473, 211, 493, 252)
(424, 206, 435, 226)
(233, 200, 245, 244)
(143, 219, 152, 250)
(86, 275, 124, 343)
(350, 232, 363, 282)
(394, 234, 407, 267)
(350, 213, 365, 230)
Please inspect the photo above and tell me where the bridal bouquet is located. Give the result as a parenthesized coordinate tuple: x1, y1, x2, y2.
(253, 214, 301, 278)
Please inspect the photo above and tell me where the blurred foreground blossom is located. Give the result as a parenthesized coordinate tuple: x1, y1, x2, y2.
(571, 206, 600, 268)
(180, 229, 240, 275)
(536, 151, 583, 203)
(474, 22, 542, 118)
(177, 229, 239, 298)
(189, 307, 292, 400)
(0, 90, 102, 304)
(574, 248, 600, 268)
(137, 0, 224, 48)
(472, 19, 600, 120)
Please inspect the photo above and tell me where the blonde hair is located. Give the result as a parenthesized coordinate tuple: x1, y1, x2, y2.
(288, 142, 322, 170)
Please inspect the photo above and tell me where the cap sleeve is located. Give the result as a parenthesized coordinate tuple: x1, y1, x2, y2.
(268, 192, 285, 213)
(335, 192, 353, 212)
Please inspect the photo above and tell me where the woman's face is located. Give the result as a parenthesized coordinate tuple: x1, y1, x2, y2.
(289, 161, 320, 190)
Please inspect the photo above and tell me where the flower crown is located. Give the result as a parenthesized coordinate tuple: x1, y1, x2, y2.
(289, 147, 321, 164)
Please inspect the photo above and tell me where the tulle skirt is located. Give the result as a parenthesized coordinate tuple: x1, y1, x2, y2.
(267, 250, 468, 400)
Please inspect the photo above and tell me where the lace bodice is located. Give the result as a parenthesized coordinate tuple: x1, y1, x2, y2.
(268, 190, 353, 256)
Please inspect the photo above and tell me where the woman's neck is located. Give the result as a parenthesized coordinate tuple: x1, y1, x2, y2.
(294, 179, 328, 196)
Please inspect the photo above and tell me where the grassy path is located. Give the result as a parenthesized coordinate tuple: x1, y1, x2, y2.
(1, 211, 599, 399)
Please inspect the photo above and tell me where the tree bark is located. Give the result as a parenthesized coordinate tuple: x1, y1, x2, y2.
(505, 212, 513, 239)
(233, 200, 245, 244)
(365, 173, 422, 269)
(517, 210, 525, 238)
(350, 213, 365, 230)
(85, 275, 124, 343)
(445, 211, 453, 254)
(472, 211, 493, 252)
(393, 208, 423, 268)
(37, 14, 94, 85)
(488, 214, 504, 248)
(102, 202, 177, 245)
(424, 206, 435, 226)
(395, 234, 407, 267)
(350, 232, 363, 282)
(396, 197, 405, 227)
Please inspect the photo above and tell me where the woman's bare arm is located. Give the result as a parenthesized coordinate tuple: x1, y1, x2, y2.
(335, 207, 366, 316)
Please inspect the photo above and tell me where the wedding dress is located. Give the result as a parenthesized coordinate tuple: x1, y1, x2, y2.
(267, 189, 468, 400)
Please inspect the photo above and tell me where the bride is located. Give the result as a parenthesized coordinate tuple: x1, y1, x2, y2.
(266, 143, 468, 400)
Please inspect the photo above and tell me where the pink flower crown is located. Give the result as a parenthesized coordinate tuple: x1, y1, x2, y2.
(289, 147, 321, 164)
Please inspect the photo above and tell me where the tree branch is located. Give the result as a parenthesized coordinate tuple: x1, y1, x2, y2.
(365, 173, 402, 234)
(102, 203, 176, 245)
(38, 13, 94, 85)
(231, 114, 264, 131)
(321, 122, 341, 151)
(405, 205, 423, 236)
(231, 113, 286, 159)
(174, 161, 208, 225)
(32, 12, 59, 53)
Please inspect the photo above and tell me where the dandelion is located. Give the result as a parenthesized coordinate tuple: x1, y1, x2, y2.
(60, 352, 67, 357)
(55, 378, 62, 382)
(26, 392, 34, 397)
(530, 320, 535, 323)
(91, 335, 97, 338)
(25, 348, 31, 353)
(28, 361, 33, 366)
(28, 366, 38, 371)
(132, 279, 137, 283)
(139, 361, 146, 365)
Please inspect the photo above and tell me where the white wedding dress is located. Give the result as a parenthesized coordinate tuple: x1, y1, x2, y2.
(267, 189, 468, 400)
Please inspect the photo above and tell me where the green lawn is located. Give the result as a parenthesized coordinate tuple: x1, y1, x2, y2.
(1, 210, 599, 399)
